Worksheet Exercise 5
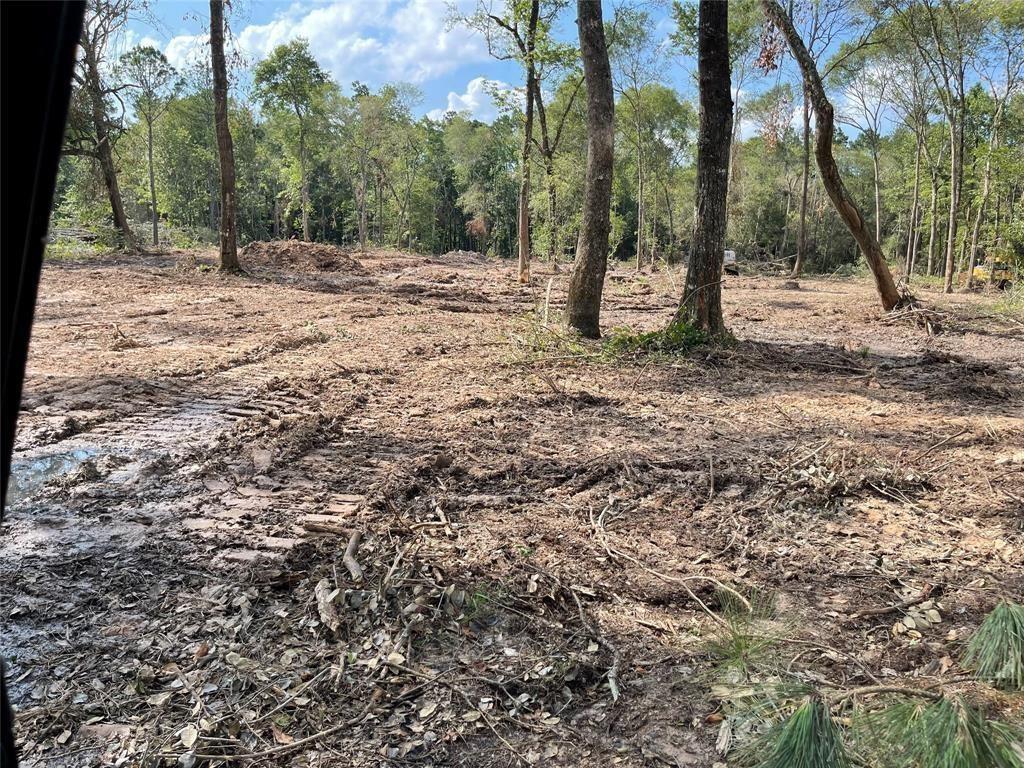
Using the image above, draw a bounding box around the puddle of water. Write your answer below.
[7,447,100,505]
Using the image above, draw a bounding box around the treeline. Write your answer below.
[57,0,1023,289]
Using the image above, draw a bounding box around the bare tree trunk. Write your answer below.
[566,0,614,338]
[966,126,997,289]
[210,0,239,270]
[872,144,882,243]
[357,158,368,251]
[904,137,922,278]
[926,169,939,275]
[761,0,902,311]
[779,184,793,261]
[673,0,731,336]
[147,118,158,246]
[545,158,558,268]
[517,0,540,283]
[299,126,311,241]
[86,54,136,251]
[793,89,811,276]
[635,118,644,271]
[942,120,962,293]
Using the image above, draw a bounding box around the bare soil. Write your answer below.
[4,248,1022,767]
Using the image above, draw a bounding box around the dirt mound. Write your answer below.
[241,240,365,273]
[439,249,487,263]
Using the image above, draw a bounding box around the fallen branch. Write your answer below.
[343,530,364,582]
[843,586,934,622]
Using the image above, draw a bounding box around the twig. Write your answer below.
[343,530,364,582]
[913,429,969,460]
[828,684,941,703]
[569,588,621,702]
[843,586,934,622]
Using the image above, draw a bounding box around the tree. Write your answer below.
[760,0,903,311]
[891,0,989,292]
[210,0,240,270]
[119,46,179,246]
[254,40,328,242]
[672,0,732,336]
[609,7,663,270]
[65,0,138,250]
[565,0,614,338]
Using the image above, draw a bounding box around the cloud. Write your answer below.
[220,0,488,86]
[427,77,516,122]
[163,33,209,72]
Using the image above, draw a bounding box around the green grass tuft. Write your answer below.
[963,600,1024,691]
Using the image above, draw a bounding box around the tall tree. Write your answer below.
[118,46,179,246]
[761,0,902,311]
[609,7,662,270]
[65,0,138,250]
[892,0,988,292]
[565,0,614,338]
[210,0,240,270]
[672,0,732,336]
[254,40,328,242]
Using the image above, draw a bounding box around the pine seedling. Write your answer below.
[749,695,850,768]
[853,696,1024,768]
[963,600,1024,691]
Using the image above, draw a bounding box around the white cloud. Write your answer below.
[217,0,488,86]
[427,77,515,122]
[164,33,209,72]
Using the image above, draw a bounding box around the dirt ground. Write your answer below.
[3,246,1022,767]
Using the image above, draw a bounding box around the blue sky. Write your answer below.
[125,0,690,122]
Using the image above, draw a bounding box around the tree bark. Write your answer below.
[517,0,539,283]
[673,0,732,336]
[566,0,614,338]
[210,0,240,271]
[761,0,902,312]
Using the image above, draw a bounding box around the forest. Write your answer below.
[3,0,1023,767]
[54,0,1024,291]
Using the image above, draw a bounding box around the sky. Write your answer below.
[124,0,688,123]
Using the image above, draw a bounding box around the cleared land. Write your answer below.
[4,247,1022,766]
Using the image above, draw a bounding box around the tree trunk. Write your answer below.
[86,54,136,251]
[357,158,368,251]
[904,137,922,278]
[210,0,239,271]
[147,118,158,246]
[673,0,732,336]
[966,123,998,289]
[517,1,540,283]
[566,0,614,338]
[872,144,882,243]
[942,119,962,293]
[761,0,902,312]
[793,88,811,276]
[635,118,644,271]
[545,159,558,268]
[299,124,311,241]
[926,168,939,275]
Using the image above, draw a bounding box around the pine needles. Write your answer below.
[853,697,1024,768]
[752,696,850,768]
[963,600,1024,691]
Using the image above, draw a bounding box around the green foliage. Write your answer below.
[853,697,1024,768]
[602,321,706,357]
[752,696,850,768]
[963,600,1024,691]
